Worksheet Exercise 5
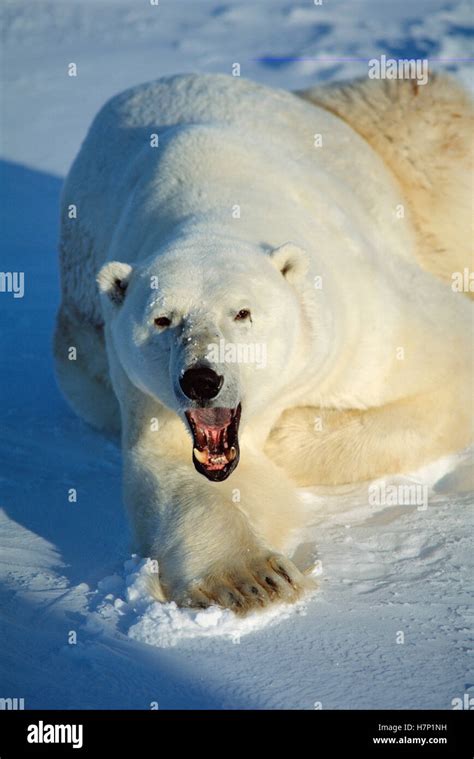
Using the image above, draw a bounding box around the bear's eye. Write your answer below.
[154,316,172,329]
[234,309,251,322]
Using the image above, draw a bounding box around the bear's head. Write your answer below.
[97,236,310,481]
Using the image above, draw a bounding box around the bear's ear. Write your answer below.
[269,242,309,285]
[97,262,133,306]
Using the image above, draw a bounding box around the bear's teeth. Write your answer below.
[194,447,236,466]
[193,448,208,464]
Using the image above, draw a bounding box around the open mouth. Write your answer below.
[185,404,242,482]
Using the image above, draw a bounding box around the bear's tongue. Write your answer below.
[188,408,235,469]
[185,406,241,477]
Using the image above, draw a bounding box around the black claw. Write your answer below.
[228,592,242,607]
[277,565,292,583]
[265,576,278,590]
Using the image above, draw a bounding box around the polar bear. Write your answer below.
[54,73,473,614]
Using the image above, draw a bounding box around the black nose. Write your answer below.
[179,366,223,401]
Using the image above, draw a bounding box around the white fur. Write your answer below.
[54,74,473,614]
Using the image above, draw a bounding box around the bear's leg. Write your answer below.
[116,375,313,613]
[53,305,120,435]
[265,379,472,486]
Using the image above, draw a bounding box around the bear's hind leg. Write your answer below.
[297,75,474,296]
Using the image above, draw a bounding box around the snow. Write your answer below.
[91,556,316,648]
[1,0,473,710]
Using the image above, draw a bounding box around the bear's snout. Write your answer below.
[180,365,224,402]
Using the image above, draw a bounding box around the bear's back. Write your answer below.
[59,74,416,323]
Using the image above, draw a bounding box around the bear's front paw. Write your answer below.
[176,554,314,616]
